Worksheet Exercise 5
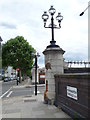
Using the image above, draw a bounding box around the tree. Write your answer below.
[2,36,35,82]
[0,43,2,69]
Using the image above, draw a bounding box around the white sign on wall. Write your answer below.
[67,86,78,100]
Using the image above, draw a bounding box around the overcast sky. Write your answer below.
[0,0,89,67]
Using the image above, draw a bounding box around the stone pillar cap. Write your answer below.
[43,47,65,55]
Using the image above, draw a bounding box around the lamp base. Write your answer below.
[47,40,60,48]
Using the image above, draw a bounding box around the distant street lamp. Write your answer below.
[16,59,19,85]
[79,4,90,16]
[42,6,63,48]
[34,51,40,95]
[0,36,3,76]
[0,36,3,48]
[0,36,3,43]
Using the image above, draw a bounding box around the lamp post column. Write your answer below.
[35,55,37,95]
[0,36,3,81]
[16,59,19,85]
[51,16,54,42]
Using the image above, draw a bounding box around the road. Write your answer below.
[0,80,17,99]
[2,80,17,94]
[0,80,45,99]
[8,86,45,98]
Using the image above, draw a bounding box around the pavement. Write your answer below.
[0,81,2,83]
[12,78,45,88]
[1,79,72,119]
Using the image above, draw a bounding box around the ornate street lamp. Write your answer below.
[34,51,40,95]
[16,59,19,85]
[42,6,63,48]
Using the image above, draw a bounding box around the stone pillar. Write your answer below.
[31,66,39,84]
[43,47,65,104]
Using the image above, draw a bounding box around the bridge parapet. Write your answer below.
[55,73,90,118]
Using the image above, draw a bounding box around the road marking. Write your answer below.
[34,91,40,94]
[6,91,13,98]
[0,87,12,99]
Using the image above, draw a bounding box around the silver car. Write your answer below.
[4,77,10,82]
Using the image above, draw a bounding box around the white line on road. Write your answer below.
[0,87,12,99]
[6,91,13,98]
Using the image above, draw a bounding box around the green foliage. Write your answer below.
[2,76,5,80]
[2,36,35,77]
[73,112,78,120]
[0,44,2,69]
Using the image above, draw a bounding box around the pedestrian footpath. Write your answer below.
[2,79,72,119]
[13,78,45,89]
[2,94,71,118]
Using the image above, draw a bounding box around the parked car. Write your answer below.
[4,77,10,82]
[10,77,14,81]
[8,77,11,81]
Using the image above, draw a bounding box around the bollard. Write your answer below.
[44,80,48,104]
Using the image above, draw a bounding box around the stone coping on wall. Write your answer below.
[54,73,90,79]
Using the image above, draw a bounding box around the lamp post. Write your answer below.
[16,59,19,85]
[79,4,90,16]
[0,36,3,77]
[0,36,3,49]
[34,51,40,95]
[42,6,63,48]
[0,36,3,43]
[0,36,3,54]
